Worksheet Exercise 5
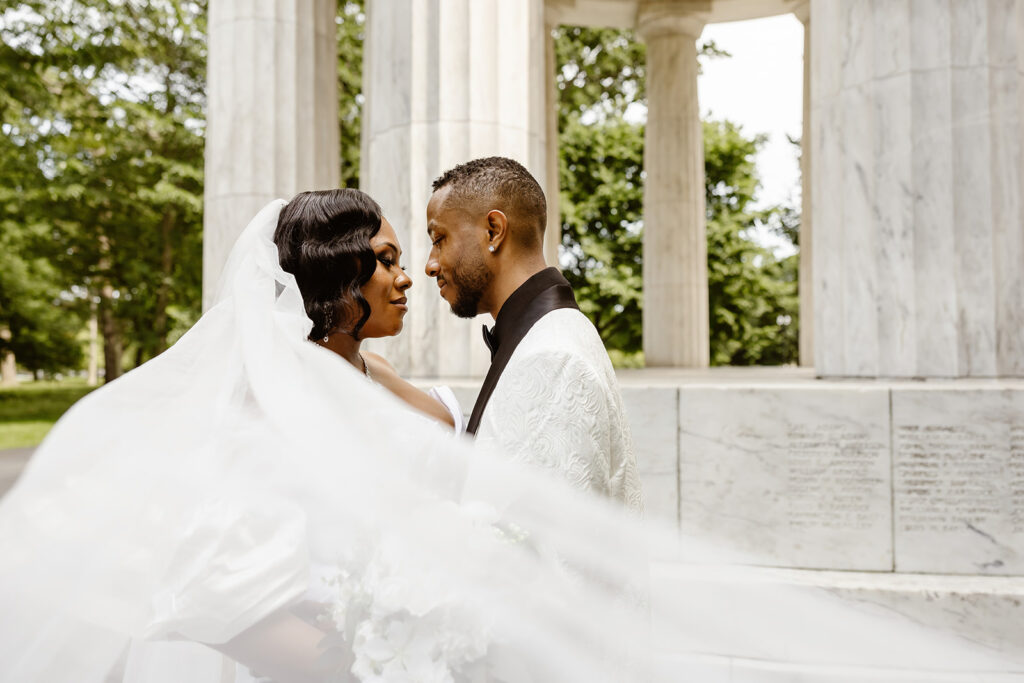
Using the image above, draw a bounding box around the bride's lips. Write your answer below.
[391,296,408,312]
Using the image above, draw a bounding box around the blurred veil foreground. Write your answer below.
[0,201,1019,682]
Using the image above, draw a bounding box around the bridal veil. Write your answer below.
[0,200,1018,682]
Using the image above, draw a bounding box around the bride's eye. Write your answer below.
[377,255,395,268]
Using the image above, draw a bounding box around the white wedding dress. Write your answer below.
[0,200,1018,682]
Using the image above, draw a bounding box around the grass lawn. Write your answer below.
[0,379,97,450]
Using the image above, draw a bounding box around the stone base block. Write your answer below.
[650,563,1024,681]
[427,370,1024,576]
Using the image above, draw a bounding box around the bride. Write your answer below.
[271,189,462,430]
[0,192,1016,682]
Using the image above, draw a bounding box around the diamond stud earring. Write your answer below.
[488,245,496,253]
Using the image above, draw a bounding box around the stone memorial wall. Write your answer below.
[442,377,1024,579]
[677,386,892,570]
[667,381,1024,576]
[893,389,1024,575]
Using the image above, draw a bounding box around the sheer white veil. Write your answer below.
[0,200,1019,682]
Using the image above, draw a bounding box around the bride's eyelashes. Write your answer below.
[376,254,406,271]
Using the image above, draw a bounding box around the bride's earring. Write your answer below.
[322,309,333,343]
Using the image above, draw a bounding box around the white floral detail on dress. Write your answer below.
[320,503,510,682]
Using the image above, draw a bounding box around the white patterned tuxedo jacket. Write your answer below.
[469,269,642,510]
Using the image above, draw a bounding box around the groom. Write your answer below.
[425,156,641,508]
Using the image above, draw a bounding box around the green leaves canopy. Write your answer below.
[554,26,800,365]
[1,0,206,378]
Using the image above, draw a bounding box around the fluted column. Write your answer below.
[361,0,548,378]
[543,14,561,267]
[812,0,1024,377]
[795,2,813,367]
[638,1,709,367]
[203,0,340,309]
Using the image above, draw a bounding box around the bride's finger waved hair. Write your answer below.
[273,188,382,341]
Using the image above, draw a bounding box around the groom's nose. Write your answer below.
[425,251,440,278]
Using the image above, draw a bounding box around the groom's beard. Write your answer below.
[447,251,492,319]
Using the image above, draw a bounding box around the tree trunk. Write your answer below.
[0,325,17,388]
[97,234,122,383]
[153,207,176,355]
[99,283,122,383]
[86,302,99,386]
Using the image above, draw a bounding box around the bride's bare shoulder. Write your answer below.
[362,351,397,375]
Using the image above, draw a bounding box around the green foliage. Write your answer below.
[0,378,95,448]
[554,26,800,365]
[559,115,644,353]
[0,222,84,375]
[1,0,206,378]
[703,119,799,365]
[554,26,647,130]
[555,27,646,354]
[337,0,365,188]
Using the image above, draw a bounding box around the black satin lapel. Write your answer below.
[466,283,578,435]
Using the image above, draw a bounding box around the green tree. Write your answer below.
[338,0,365,188]
[0,222,83,379]
[703,120,799,365]
[554,26,799,365]
[1,0,206,380]
[559,115,644,353]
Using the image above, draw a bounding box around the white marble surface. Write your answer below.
[620,386,678,525]
[361,0,548,378]
[651,562,1024,679]
[202,0,339,310]
[652,562,1024,678]
[637,4,709,368]
[678,385,892,570]
[809,0,842,375]
[990,2,1024,377]
[418,371,1024,578]
[893,387,1024,575]
[809,0,1024,378]
[797,6,813,368]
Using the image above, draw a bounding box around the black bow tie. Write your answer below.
[482,324,498,359]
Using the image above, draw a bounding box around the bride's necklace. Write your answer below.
[314,336,372,380]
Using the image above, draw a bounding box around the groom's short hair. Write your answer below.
[432,156,546,249]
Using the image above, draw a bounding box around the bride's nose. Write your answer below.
[396,269,412,291]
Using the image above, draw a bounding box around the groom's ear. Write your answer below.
[485,210,508,252]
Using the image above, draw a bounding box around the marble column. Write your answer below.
[638,1,710,368]
[795,2,813,368]
[543,15,561,267]
[361,0,548,378]
[811,0,1024,378]
[202,0,340,310]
